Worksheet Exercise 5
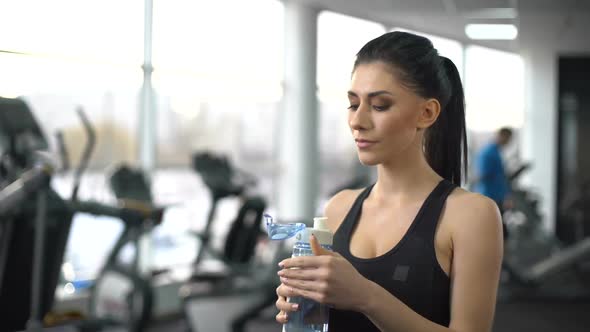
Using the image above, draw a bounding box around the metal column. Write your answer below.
[277,2,320,224]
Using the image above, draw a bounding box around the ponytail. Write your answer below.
[424,57,467,186]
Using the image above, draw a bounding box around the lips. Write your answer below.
[355,138,377,149]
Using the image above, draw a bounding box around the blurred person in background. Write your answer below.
[474,127,513,239]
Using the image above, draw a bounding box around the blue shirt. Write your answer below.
[474,143,509,204]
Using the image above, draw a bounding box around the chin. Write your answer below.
[357,152,381,166]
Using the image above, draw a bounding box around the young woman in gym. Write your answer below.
[275,31,503,331]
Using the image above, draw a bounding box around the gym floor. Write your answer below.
[146,300,590,332]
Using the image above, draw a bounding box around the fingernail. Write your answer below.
[291,304,299,310]
[277,270,284,276]
[278,261,284,267]
[280,277,288,282]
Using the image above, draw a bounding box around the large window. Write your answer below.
[0,0,144,169]
[464,45,524,133]
[139,2,286,278]
[148,1,285,269]
[152,0,284,168]
[1,0,285,289]
[0,0,143,65]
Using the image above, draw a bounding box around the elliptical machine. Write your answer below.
[59,109,165,332]
[0,96,66,332]
[85,165,165,332]
[0,97,165,331]
[188,152,262,270]
[500,163,590,301]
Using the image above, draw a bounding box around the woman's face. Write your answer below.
[347,61,427,166]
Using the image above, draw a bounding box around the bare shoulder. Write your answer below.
[444,187,503,239]
[323,188,365,233]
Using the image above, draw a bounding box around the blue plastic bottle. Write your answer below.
[265,215,333,332]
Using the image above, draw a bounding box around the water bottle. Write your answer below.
[265,215,333,332]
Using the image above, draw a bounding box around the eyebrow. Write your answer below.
[347,90,394,98]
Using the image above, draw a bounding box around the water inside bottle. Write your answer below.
[285,242,330,332]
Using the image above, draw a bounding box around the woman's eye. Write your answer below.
[347,105,359,111]
[373,105,390,111]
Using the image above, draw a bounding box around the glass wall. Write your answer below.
[147,0,285,271]
[152,0,284,168]
[0,0,143,170]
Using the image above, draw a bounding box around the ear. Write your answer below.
[416,98,441,130]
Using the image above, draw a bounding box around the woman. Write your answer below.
[275,31,503,331]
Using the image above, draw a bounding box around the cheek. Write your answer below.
[378,111,417,138]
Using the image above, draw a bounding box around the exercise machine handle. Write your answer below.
[70,200,165,227]
[0,163,53,216]
[54,130,70,172]
[71,107,96,202]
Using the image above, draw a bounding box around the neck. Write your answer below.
[372,140,442,202]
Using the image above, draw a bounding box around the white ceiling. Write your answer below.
[291,0,590,51]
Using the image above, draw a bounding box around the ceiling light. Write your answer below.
[465,24,518,40]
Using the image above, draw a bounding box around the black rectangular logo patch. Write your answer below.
[393,265,410,282]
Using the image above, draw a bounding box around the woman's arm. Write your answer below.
[359,194,503,332]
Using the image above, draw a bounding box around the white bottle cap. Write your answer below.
[309,216,333,246]
[313,217,329,230]
[294,217,333,246]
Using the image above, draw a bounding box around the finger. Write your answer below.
[290,287,326,304]
[276,296,300,312]
[276,310,288,324]
[292,288,329,304]
[310,234,331,256]
[278,267,320,280]
[280,256,323,269]
[281,277,319,292]
[276,283,296,298]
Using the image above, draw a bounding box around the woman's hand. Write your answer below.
[275,234,370,320]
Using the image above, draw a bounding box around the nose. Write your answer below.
[349,103,372,131]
